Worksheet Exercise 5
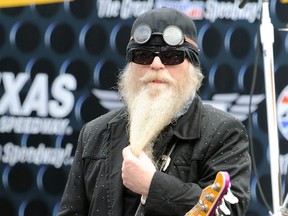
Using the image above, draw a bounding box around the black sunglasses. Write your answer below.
[130,49,186,65]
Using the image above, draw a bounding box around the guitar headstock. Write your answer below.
[185,171,231,216]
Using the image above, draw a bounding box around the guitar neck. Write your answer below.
[185,171,230,216]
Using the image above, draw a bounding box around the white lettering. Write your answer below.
[205,0,262,23]
[22,74,48,116]
[49,74,76,118]
[120,0,154,19]
[96,0,261,21]
[0,72,29,115]
[1,143,74,168]
[97,0,121,18]
[0,72,76,118]
[0,116,71,135]
[97,0,153,19]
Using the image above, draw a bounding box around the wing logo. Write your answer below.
[92,89,265,122]
[203,93,265,121]
[277,86,288,141]
[92,89,124,111]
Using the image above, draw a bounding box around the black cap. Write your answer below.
[126,7,200,65]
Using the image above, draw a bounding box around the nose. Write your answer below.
[150,56,165,70]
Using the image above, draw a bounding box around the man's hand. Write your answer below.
[122,146,156,197]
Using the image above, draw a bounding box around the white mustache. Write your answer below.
[139,71,176,84]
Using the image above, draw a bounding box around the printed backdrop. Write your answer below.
[0,0,288,215]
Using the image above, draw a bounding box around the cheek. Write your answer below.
[169,66,189,82]
[131,64,147,80]
[168,60,190,81]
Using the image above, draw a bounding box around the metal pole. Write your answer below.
[259,0,282,213]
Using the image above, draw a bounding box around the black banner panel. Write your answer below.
[0,0,288,215]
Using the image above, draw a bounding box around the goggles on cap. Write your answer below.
[129,48,186,65]
[131,24,198,48]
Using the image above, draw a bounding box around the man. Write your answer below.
[58,7,251,216]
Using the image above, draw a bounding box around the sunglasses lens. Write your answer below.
[133,25,152,44]
[131,49,185,65]
[160,50,185,65]
[131,50,154,65]
[163,26,183,46]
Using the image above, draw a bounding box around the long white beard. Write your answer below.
[118,64,202,159]
[129,84,181,158]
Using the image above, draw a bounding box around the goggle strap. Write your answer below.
[184,36,198,49]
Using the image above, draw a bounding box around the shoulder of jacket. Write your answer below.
[78,108,127,154]
[80,108,126,137]
[201,104,243,127]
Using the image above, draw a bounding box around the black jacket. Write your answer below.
[58,95,251,216]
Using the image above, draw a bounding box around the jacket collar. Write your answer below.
[171,94,202,140]
[107,94,203,140]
